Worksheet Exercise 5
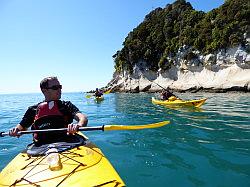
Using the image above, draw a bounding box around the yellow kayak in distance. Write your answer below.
[152,97,207,108]
[95,96,104,102]
[0,133,125,187]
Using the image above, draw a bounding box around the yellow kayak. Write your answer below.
[152,97,207,108]
[0,134,125,187]
[95,96,104,102]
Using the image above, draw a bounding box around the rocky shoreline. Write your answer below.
[106,46,250,93]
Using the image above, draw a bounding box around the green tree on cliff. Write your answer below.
[113,0,249,73]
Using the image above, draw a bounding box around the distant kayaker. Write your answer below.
[94,88,103,97]
[160,89,178,101]
[8,76,88,145]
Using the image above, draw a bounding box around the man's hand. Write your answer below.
[9,127,21,137]
[67,124,80,135]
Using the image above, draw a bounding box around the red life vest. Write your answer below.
[35,101,62,120]
[32,101,67,143]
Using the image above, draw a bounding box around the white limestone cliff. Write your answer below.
[108,45,250,92]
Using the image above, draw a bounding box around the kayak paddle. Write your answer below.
[104,89,112,94]
[85,94,93,98]
[0,120,170,137]
[153,82,168,91]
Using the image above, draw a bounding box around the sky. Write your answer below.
[0,0,225,94]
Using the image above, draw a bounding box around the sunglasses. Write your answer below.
[45,85,62,90]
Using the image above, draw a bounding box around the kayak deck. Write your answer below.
[152,97,207,108]
[0,134,125,187]
[95,96,104,102]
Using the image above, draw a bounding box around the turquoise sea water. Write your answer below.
[0,92,249,187]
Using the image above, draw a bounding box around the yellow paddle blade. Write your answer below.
[104,89,111,94]
[86,95,92,98]
[104,120,170,131]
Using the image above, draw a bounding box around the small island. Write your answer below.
[107,0,250,93]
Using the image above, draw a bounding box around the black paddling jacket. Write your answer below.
[19,100,80,144]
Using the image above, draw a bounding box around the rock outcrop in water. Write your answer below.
[108,45,250,92]
[106,0,250,92]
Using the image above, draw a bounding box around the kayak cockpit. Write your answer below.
[25,134,87,156]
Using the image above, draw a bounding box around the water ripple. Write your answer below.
[0,92,249,187]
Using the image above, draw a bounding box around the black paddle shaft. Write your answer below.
[0,125,105,137]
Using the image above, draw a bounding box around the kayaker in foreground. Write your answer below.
[160,89,179,101]
[9,76,88,145]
